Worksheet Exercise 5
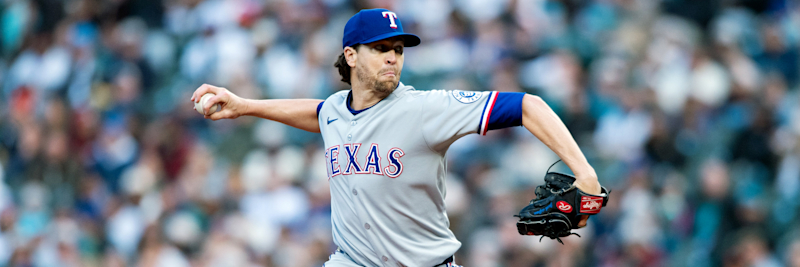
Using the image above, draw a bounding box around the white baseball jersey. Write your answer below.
[317,82,524,266]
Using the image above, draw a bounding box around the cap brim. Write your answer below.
[359,32,421,47]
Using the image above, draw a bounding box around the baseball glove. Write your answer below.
[515,161,610,244]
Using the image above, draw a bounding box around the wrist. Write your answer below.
[239,98,252,117]
[573,168,601,195]
[573,167,598,182]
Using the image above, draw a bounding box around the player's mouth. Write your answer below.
[382,71,395,77]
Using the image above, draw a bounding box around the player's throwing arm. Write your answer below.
[190,84,323,133]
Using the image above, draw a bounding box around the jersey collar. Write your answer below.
[346,82,408,115]
[346,92,371,115]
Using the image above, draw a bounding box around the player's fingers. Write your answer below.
[203,94,226,115]
[206,111,221,120]
[207,108,234,121]
[192,84,222,103]
[191,84,211,102]
[577,215,589,228]
[191,84,209,102]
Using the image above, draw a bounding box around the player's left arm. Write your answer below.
[422,90,600,195]
[521,94,601,195]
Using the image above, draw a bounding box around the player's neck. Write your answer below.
[349,89,382,110]
[350,84,389,110]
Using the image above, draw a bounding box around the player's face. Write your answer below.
[355,38,404,95]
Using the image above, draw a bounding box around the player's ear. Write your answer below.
[344,46,357,68]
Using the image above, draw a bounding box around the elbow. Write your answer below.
[523,94,548,112]
[521,94,556,127]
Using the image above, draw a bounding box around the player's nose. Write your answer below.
[384,51,397,65]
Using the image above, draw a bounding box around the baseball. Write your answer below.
[195,93,220,115]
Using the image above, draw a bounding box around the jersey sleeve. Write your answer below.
[421,91,525,149]
[316,101,324,118]
[483,92,525,134]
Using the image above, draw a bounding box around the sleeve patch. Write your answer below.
[451,90,484,104]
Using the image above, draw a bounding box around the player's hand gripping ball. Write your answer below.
[194,93,220,115]
[515,164,610,244]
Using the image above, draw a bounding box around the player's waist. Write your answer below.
[434,255,458,267]
[336,247,457,267]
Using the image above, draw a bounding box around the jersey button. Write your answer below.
[351,121,356,126]
[382,256,388,262]
[347,134,352,141]
[364,223,370,230]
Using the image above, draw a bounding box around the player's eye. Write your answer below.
[373,45,387,52]
[371,44,403,55]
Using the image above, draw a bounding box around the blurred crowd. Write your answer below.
[1,0,800,266]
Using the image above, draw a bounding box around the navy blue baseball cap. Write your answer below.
[342,9,421,48]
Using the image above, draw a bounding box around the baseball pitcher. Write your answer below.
[191,8,608,267]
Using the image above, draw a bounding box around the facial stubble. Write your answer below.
[356,63,399,99]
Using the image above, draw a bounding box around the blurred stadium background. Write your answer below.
[1,0,800,266]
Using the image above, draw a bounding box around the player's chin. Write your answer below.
[378,75,397,82]
[377,81,396,90]
[376,76,397,85]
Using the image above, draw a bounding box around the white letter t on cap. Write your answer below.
[382,11,398,29]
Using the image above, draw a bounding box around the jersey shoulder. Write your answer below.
[321,90,350,108]
[409,89,488,104]
[402,88,448,99]
[326,90,350,102]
